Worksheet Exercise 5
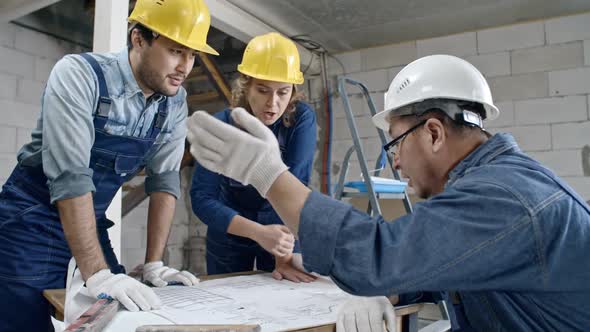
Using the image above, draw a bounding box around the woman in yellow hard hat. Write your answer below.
[190,32,317,282]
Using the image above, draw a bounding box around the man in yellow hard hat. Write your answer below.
[0,0,217,330]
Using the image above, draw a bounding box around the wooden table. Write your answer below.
[44,271,424,331]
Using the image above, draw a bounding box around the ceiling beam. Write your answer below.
[204,0,320,75]
[0,0,62,23]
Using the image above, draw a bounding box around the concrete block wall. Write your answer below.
[0,22,86,185]
[327,12,590,201]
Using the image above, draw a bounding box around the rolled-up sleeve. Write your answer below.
[144,101,187,198]
[42,55,97,203]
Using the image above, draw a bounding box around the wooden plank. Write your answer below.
[196,53,232,104]
[44,289,66,321]
[122,184,148,218]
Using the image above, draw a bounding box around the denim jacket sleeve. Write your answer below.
[298,178,543,296]
[144,100,187,198]
[41,55,97,203]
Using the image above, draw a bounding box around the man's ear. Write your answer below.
[130,29,144,49]
[425,118,446,153]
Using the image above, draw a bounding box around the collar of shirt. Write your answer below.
[447,133,521,186]
[116,48,165,103]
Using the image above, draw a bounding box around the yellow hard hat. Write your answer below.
[128,0,219,55]
[238,32,304,84]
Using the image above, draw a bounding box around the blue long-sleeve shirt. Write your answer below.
[16,49,187,203]
[298,133,590,331]
[190,103,317,236]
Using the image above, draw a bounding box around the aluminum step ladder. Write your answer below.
[333,77,412,216]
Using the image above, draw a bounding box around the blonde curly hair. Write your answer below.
[230,74,305,128]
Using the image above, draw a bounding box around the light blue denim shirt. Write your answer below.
[299,133,590,331]
[17,49,187,203]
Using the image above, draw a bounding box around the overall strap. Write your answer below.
[147,99,169,139]
[79,53,111,129]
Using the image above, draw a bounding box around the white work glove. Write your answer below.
[337,296,397,332]
[86,269,162,312]
[143,261,200,287]
[186,107,288,197]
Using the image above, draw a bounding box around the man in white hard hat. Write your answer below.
[186,54,590,331]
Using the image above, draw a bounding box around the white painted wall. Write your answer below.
[0,22,87,184]
[327,12,590,200]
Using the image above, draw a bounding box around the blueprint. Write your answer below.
[149,273,355,332]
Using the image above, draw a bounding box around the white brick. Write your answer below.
[561,176,590,201]
[331,158,378,184]
[16,79,45,105]
[488,72,548,102]
[0,126,16,153]
[333,114,379,140]
[549,67,590,96]
[369,92,385,115]
[332,137,384,164]
[0,73,17,100]
[14,26,71,59]
[417,32,477,58]
[511,42,583,74]
[121,228,144,250]
[0,153,17,180]
[16,128,33,150]
[0,47,35,78]
[121,248,145,270]
[486,101,514,128]
[528,150,583,176]
[35,56,57,83]
[465,52,510,77]
[333,93,367,119]
[0,22,15,48]
[514,96,587,125]
[329,51,361,75]
[545,12,590,44]
[387,66,404,82]
[167,224,189,246]
[361,41,416,71]
[478,22,545,53]
[0,100,39,128]
[496,125,551,151]
[585,40,590,66]
[552,121,590,149]
[343,69,389,92]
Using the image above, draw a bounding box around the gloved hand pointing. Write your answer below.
[86,269,161,312]
[143,261,200,287]
[186,107,288,197]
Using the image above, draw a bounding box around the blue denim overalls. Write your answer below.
[0,53,168,332]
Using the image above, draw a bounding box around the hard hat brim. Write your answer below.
[238,66,304,85]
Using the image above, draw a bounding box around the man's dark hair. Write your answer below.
[127,24,156,50]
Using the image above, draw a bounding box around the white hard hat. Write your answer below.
[372,54,499,132]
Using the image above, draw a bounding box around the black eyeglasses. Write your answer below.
[383,120,427,157]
